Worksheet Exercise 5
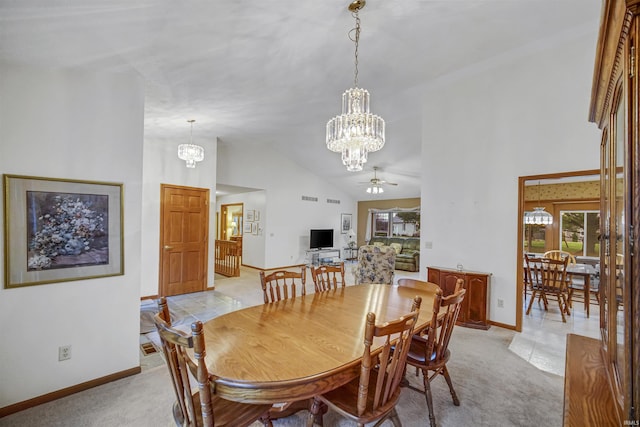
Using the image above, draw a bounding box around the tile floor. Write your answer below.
[140,264,602,377]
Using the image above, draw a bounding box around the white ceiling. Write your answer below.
[0,0,601,200]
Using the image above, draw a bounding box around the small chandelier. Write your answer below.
[523,181,553,225]
[366,184,384,194]
[178,119,204,168]
[326,0,385,172]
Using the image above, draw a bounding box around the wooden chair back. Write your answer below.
[527,256,571,321]
[533,257,569,293]
[543,250,577,266]
[357,296,422,417]
[154,297,214,427]
[154,298,271,427]
[310,263,345,292]
[260,267,306,303]
[524,254,542,287]
[415,287,466,369]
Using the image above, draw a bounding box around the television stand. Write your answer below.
[305,248,341,266]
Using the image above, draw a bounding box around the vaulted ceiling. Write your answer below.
[0,0,601,200]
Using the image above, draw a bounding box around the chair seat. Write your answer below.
[316,368,402,425]
[407,346,451,367]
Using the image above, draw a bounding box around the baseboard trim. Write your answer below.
[0,366,141,418]
[488,320,517,331]
[141,294,158,301]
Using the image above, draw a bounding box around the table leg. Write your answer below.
[584,274,590,318]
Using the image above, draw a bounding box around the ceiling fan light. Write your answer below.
[366,185,383,194]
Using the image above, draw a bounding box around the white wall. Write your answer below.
[419,29,601,327]
[217,143,357,269]
[139,134,217,298]
[0,63,144,407]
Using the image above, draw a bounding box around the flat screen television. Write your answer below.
[310,229,334,249]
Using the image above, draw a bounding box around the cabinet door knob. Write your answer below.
[164,245,174,250]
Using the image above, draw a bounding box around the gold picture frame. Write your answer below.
[3,174,124,288]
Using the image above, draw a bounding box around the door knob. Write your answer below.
[164,245,174,250]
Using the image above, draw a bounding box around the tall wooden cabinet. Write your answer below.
[578,0,639,424]
[427,266,490,330]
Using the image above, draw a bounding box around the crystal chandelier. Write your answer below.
[366,184,384,194]
[523,181,553,225]
[178,119,204,168]
[326,0,385,172]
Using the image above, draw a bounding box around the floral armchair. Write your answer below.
[354,245,396,285]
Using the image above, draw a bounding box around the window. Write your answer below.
[373,212,389,236]
[372,210,420,237]
[559,210,600,257]
[524,224,547,254]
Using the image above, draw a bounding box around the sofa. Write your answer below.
[368,236,420,272]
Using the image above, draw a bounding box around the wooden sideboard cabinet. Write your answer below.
[427,266,490,330]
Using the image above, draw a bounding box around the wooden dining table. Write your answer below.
[194,283,438,405]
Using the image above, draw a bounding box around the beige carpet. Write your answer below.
[0,325,563,427]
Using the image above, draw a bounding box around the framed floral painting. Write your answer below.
[3,174,124,288]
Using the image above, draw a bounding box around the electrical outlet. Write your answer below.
[59,345,72,361]
[497,299,504,308]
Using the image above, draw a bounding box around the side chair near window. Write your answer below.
[260,267,306,303]
[310,262,346,292]
[543,249,577,265]
[307,296,423,427]
[543,249,577,296]
[153,297,272,427]
[404,284,466,427]
[354,244,396,285]
[525,257,571,322]
[541,250,600,315]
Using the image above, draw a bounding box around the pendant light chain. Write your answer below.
[352,10,360,88]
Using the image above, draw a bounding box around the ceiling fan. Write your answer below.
[359,167,398,194]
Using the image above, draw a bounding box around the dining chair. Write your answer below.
[354,244,396,285]
[260,267,306,303]
[404,285,466,427]
[153,297,272,427]
[543,249,577,266]
[523,254,543,305]
[526,257,571,322]
[310,262,345,292]
[543,249,577,288]
[307,296,423,427]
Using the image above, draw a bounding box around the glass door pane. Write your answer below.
[613,90,625,384]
